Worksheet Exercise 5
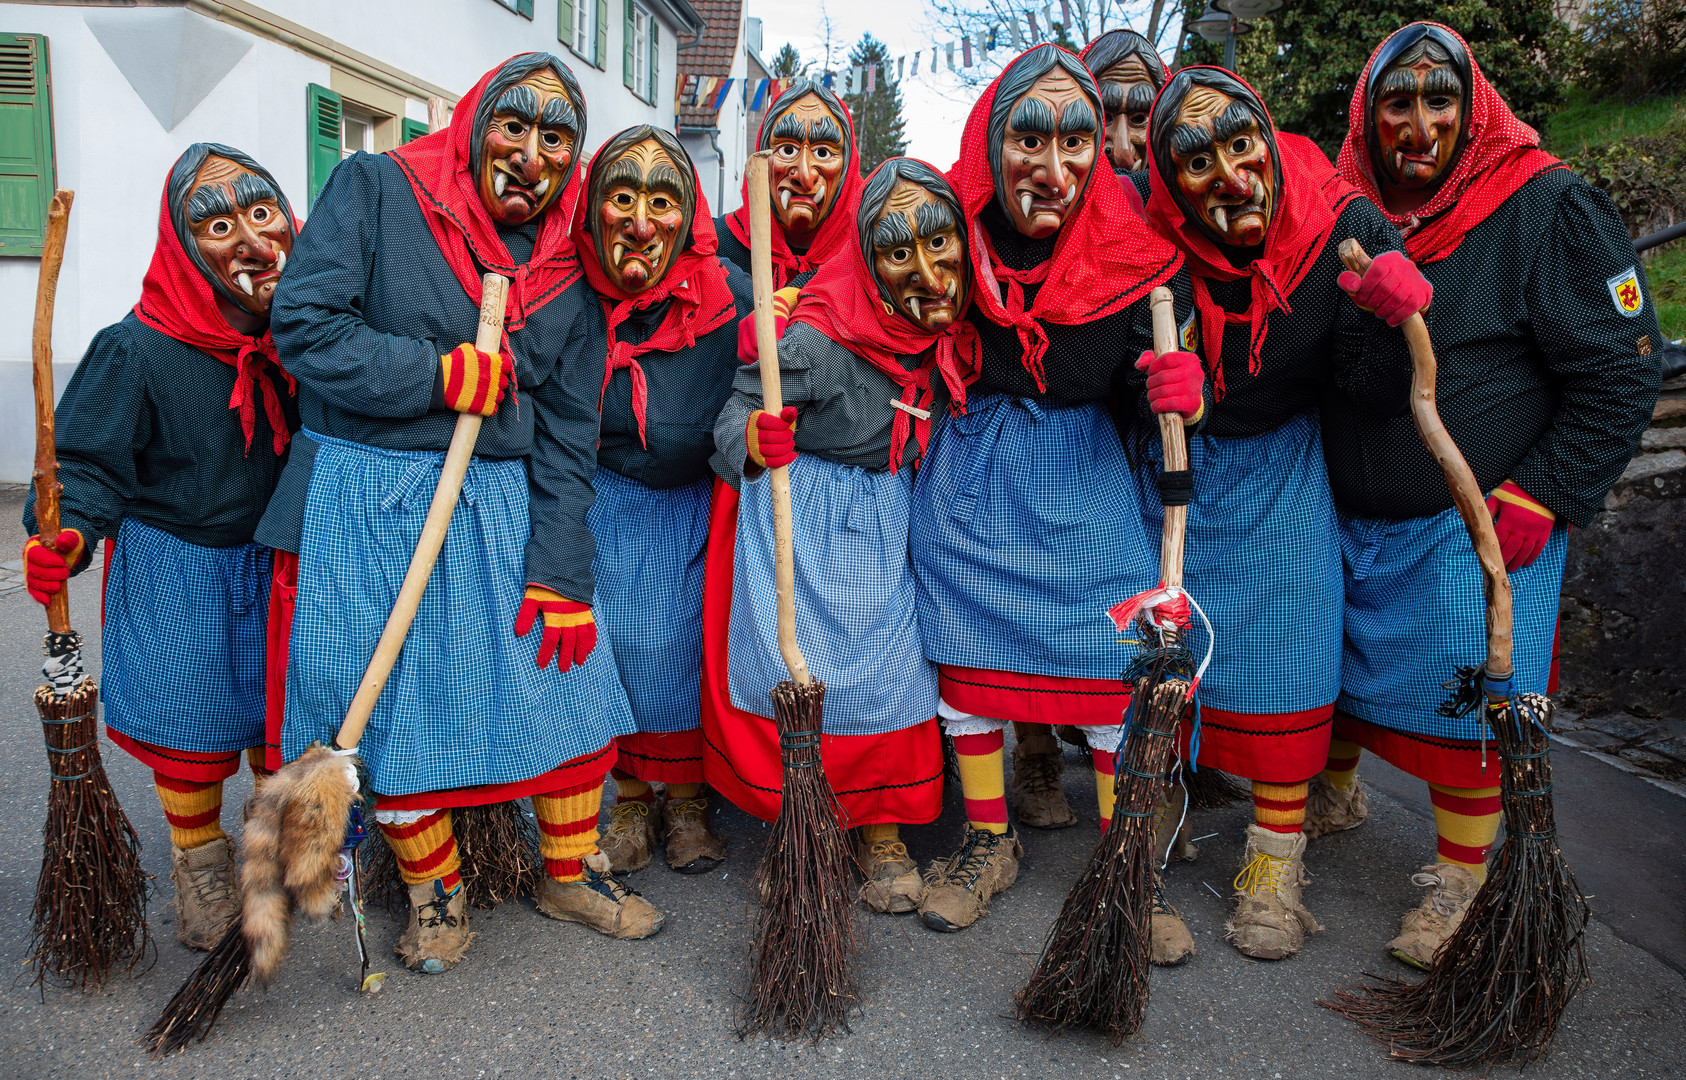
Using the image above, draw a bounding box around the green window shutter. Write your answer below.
[557,0,575,46]
[0,33,55,257]
[623,0,635,89]
[306,83,342,210]
[518,0,535,17]
[400,118,428,143]
[594,0,608,67]
[649,19,659,102]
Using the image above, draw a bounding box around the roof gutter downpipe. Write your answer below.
[708,128,726,210]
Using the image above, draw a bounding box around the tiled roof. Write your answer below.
[676,0,742,128]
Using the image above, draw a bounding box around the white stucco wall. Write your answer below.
[0,0,686,483]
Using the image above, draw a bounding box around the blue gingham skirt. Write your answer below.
[730,454,938,736]
[282,432,635,797]
[587,467,711,734]
[102,517,270,753]
[1338,507,1568,742]
[910,395,1159,678]
[1134,412,1342,715]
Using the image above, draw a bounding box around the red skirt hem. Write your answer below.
[1334,713,1506,789]
[1177,704,1334,784]
[374,743,618,811]
[697,479,944,827]
[937,665,1132,726]
[614,729,705,784]
[105,728,254,783]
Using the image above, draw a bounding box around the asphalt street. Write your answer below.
[0,492,1681,1079]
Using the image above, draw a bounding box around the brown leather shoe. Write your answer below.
[395,878,476,974]
[1011,730,1078,829]
[535,851,665,939]
[858,834,923,914]
[1388,862,1481,970]
[662,795,726,874]
[1304,773,1369,840]
[918,827,1023,932]
[599,799,658,873]
[171,837,239,951]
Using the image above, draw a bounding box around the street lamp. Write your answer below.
[1189,2,1253,72]
[1213,0,1283,69]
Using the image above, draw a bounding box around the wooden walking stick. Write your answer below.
[1018,286,1209,1042]
[1324,240,1589,1067]
[145,273,510,1054]
[26,190,151,991]
[737,149,858,1042]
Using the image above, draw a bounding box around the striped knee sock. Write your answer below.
[1091,748,1118,830]
[953,730,1008,835]
[1428,783,1501,883]
[1322,736,1361,790]
[380,809,462,892]
[666,782,703,800]
[1252,780,1309,834]
[154,773,227,849]
[246,746,273,783]
[611,767,653,805]
[534,779,605,883]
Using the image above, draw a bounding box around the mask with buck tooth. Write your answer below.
[166,142,295,319]
[1365,24,1470,192]
[588,125,696,295]
[1152,68,1281,249]
[472,53,585,226]
[758,81,851,236]
[987,45,1102,239]
[857,158,970,334]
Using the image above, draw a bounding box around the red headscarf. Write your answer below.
[948,46,1182,394]
[570,142,738,448]
[788,160,982,473]
[1145,67,1358,400]
[722,88,865,290]
[1336,23,1561,265]
[132,150,297,457]
[388,53,584,335]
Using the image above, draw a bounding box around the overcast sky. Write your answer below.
[745,0,1183,170]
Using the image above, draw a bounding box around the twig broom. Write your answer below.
[1322,240,1590,1068]
[144,272,510,1053]
[736,150,858,1042]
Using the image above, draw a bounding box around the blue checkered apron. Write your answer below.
[909,395,1159,678]
[587,467,711,733]
[1338,508,1567,742]
[729,454,937,736]
[102,517,270,753]
[1135,412,1342,715]
[282,432,635,797]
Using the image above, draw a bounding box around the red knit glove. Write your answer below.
[1135,349,1205,422]
[1485,480,1555,571]
[746,406,798,470]
[23,528,85,606]
[1337,249,1433,327]
[440,343,512,416]
[735,288,799,364]
[514,585,597,671]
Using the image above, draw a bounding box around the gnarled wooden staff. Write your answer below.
[737,149,858,1042]
[27,190,151,992]
[146,272,511,1054]
[1323,239,1589,1068]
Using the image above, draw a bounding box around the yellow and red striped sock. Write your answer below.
[1091,747,1119,830]
[1322,736,1362,791]
[246,746,273,784]
[666,782,703,799]
[154,773,227,849]
[611,767,653,805]
[1428,783,1501,883]
[380,809,462,892]
[1252,780,1309,834]
[953,730,1008,835]
[534,778,605,883]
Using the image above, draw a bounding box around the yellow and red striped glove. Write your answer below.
[736,287,801,364]
[440,343,512,416]
[513,584,596,671]
[1485,480,1555,571]
[23,528,85,606]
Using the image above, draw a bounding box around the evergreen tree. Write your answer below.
[771,43,807,79]
[843,34,909,175]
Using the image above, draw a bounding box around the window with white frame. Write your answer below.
[571,0,592,56]
[631,5,649,95]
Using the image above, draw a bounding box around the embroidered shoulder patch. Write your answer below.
[1179,308,1199,352]
[1607,267,1644,317]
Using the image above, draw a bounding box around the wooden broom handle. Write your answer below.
[334,272,510,749]
[746,150,811,687]
[31,190,74,636]
[1338,240,1512,681]
[1149,287,1186,590]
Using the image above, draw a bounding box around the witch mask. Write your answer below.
[176,150,293,319]
[590,128,694,294]
[767,92,848,238]
[475,64,580,225]
[1099,57,1158,172]
[990,51,1101,239]
[862,165,969,333]
[1164,83,1276,247]
[1370,34,1465,192]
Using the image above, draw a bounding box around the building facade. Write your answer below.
[0,0,702,482]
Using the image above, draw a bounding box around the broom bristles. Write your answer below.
[361,800,542,912]
[29,679,151,990]
[739,678,859,1041]
[141,918,252,1055]
[1183,766,1246,810]
[1017,673,1191,1042]
[1323,692,1590,1067]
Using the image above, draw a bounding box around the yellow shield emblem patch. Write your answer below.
[1179,309,1199,351]
[1607,267,1644,317]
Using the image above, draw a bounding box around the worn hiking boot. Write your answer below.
[1150,872,1196,966]
[1387,862,1481,970]
[395,878,475,974]
[1304,774,1369,840]
[171,837,240,950]
[600,799,659,873]
[919,827,1023,932]
[1154,779,1198,864]
[663,796,726,874]
[858,834,923,914]
[1226,825,1321,960]
[1011,731,1077,830]
[535,851,665,939]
